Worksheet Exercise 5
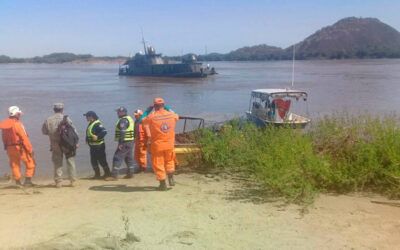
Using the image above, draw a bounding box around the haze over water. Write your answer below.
[1,59,400,177]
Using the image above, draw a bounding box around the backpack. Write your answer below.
[58,115,79,158]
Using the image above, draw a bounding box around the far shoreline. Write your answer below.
[1,57,400,65]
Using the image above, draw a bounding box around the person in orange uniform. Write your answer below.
[133,109,148,172]
[143,98,179,190]
[0,106,35,187]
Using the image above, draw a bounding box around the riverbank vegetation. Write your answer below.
[0,53,127,64]
[196,114,400,203]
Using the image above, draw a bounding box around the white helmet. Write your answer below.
[8,106,22,117]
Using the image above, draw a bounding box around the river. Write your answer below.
[1,59,400,177]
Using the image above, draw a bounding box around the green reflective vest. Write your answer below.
[86,120,105,146]
[115,116,134,142]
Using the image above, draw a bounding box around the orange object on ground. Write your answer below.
[0,117,35,181]
[143,108,178,180]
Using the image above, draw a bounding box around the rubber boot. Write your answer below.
[102,166,111,178]
[104,176,118,181]
[123,173,133,179]
[15,179,23,187]
[134,167,144,174]
[168,174,175,186]
[102,172,111,179]
[157,180,167,191]
[24,177,34,187]
[92,167,101,179]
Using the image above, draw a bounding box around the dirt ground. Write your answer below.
[0,172,399,250]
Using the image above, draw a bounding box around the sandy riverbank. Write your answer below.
[0,171,399,249]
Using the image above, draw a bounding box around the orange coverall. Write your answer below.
[134,121,148,169]
[0,118,35,181]
[143,108,178,181]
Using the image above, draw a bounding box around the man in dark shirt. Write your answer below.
[84,111,111,179]
[105,107,135,181]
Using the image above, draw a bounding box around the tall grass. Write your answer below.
[197,115,400,203]
[310,114,400,197]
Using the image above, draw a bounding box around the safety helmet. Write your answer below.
[8,106,22,117]
[115,106,127,113]
[134,109,143,116]
[153,97,165,105]
[83,111,98,119]
[133,109,143,118]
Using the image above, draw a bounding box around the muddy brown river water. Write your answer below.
[1,59,400,177]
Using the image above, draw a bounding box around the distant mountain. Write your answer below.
[181,45,287,62]
[198,17,400,61]
[224,44,284,60]
[293,17,400,59]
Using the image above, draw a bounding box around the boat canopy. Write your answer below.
[251,88,308,99]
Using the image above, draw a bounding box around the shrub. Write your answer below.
[198,121,327,203]
[197,115,400,203]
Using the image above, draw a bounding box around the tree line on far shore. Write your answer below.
[0,53,126,64]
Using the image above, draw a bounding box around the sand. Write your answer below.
[0,172,399,250]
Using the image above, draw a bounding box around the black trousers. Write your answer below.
[90,144,111,177]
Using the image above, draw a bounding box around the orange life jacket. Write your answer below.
[1,118,21,147]
[143,108,179,152]
[0,118,33,152]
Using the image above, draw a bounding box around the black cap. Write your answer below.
[115,106,127,113]
[83,111,98,119]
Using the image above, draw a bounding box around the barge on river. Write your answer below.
[119,43,216,78]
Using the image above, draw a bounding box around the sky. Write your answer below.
[1,0,400,57]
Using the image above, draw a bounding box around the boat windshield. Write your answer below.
[249,90,309,123]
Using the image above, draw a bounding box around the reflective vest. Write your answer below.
[86,120,105,146]
[115,116,134,142]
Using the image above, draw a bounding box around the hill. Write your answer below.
[217,44,284,61]
[198,17,400,61]
[294,17,400,59]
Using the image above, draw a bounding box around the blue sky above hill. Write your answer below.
[1,0,399,57]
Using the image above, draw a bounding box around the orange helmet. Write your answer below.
[153,97,165,105]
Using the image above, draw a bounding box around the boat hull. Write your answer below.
[246,112,310,129]
[119,62,208,78]
[119,71,207,78]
